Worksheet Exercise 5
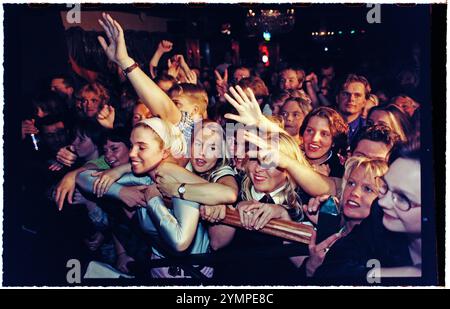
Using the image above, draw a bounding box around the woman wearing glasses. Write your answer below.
[375,138,421,277]
[313,137,422,280]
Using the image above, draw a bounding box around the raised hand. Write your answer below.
[21,119,38,140]
[244,130,286,169]
[224,86,264,126]
[185,69,198,85]
[214,69,228,98]
[97,12,132,68]
[302,195,333,225]
[158,40,173,54]
[167,58,180,79]
[305,229,342,277]
[97,105,115,129]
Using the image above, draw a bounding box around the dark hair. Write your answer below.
[300,107,349,156]
[350,124,401,154]
[100,127,132,149]
[73,120,106,153]
[155,73,177,84]
[52,74,75,88]
[279,66,306,84]
[388,134,420,165]
[32,91,67,117]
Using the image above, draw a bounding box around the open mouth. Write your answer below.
[253,174,267,183]
[194,158,207,167]
[345,199,360,209]
[308,143,321,152]
[106,159,117,166]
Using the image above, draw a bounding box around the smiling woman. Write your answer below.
[313,136,423,280]
[300,107,349,177]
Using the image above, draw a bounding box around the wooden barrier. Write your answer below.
[222,208,313,244]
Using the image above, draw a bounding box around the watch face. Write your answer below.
[178,186,186,194]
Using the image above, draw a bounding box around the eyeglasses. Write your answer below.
[377,176,420,212]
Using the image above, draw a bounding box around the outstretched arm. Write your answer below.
[244,131,337,197]
[97,13,181,124]
[224,86,287,134]
[149,39,173,79]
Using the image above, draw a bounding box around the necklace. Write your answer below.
[309,150,333,166]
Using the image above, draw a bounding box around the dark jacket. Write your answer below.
[314,200,412,283]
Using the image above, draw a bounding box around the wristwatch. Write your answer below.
[177,183,186,200]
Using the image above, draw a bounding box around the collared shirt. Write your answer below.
[348,115,366,144]
[250,183,287,205]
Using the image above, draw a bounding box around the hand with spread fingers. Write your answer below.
[214,69,228,98]
[97,12,133,69]
[91,168,124,198]
[223,86,264,127]
[305,229,342,277]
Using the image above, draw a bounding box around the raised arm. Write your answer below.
[149,39,173,79]
[224,86,287,134]
[244,131,337,197]
[97,13,181,124]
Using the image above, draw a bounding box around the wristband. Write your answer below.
[123,62,139,75]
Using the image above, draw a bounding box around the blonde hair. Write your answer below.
[241,132,311,216]
[192,120,232,179]
[169,83,208,119]
[281,96,313,118]
[134,117,187,158]
[340,156,388,201]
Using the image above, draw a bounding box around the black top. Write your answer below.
[213,188,308,284]
[313,200,412,284]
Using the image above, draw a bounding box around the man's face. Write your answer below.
[352,139,390,161]
[338,82,366,118]
[320,67,335,82]
[279,69,301,91]
[51,78,73,99]
[41,121,69,153]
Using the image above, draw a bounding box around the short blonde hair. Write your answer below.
[169,83,208,118]
[340,156,388,201]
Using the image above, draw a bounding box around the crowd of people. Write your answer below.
[20,12,424,285]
